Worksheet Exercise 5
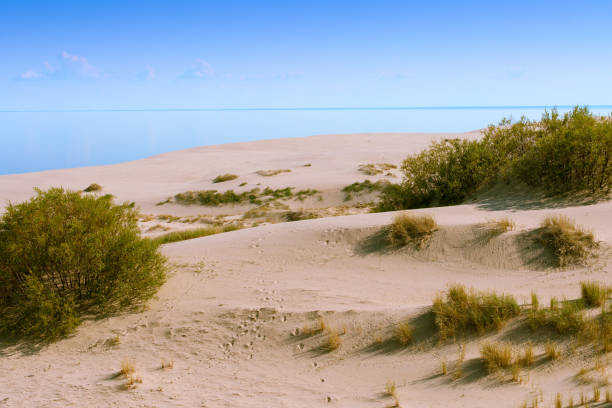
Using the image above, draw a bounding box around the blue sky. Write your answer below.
[2,0,612,110]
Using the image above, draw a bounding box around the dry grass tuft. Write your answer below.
[120,360,135,377]
[358,163,397,175]
[545,341,561,360]
[486,217,515,234]
[433,285,519,341]
[213,174,238,183]
[581,281,610,307]
[395,322,413,345]
[388,213,437,248]
[385,380,400,407]
[161,359,173,369]
[539,215,597,266]
[520,342,535,366]
[256,169,291,177]
[480,342,513,373]
[326,331,341,351]
[123,373,142,390]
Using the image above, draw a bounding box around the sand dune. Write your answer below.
[1,132,610,407]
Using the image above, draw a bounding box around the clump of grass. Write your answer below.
[342,180,389,201]
[388,213,437,249]
[84,183,103,192]
[520,342,535,366]
[213,173,238,183]
[238,181,248,187]
[433,285,520,341]
[538,215,597,266]
[454,344,466,379]
[385,380,399,407]
[256,169,291,177]
[486,217,515,234]
[160,359,173,369]
[593,387,601,402]
[152,224,240,245]
[545,341,561,360]
[395,322,413,345]
[284,210,318,222]
[105,335,121,347]
[581,281,610,307]
[528,297,585,334]
[123,373,142,390]
[480,342,514,373]
[555,393,562,408]
[172,186,316,206]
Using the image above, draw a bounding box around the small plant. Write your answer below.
[120,360,135,377]
[545,341,561,360]
[358,163,397,175]
[123,373,142,390]
[593,387,601,402]
[105,335,121,347]
[581,281,609,307]
[342,179,388,201]
[454,344,466,380]
[480,342,513,373]
[385,380,399,407]
[239,182,248,187]
[395,322,413,345]
[256,169,291,177]
[83,183,103,192]
[433,285,520,340]
[606,388,610,403]
[326,331,341,351]
[213,173,238,183]
[538,215,597,266]
[555,393,562,408]
[388,213,437,248]
[511,363,521,382]
[161,359,173,369]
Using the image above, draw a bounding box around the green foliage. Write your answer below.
[388,213,437,248]
[0,188,166,341]
[213,173,238,183]
[527,297,585,334]
[152,224,241,245]
[433,285,520,341]
[538,215,597,266]
[378,107,612,211]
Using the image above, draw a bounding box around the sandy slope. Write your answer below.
[0,132,611,408]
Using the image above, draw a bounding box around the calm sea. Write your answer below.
[2,106,612,175]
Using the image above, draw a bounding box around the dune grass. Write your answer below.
[486,217,515,234]
[395,322,413,345]
[538,215,597,266]
[388,213,437,248]
[358,163,397,175]
[480,342,514,373]
[152,224,240,245]
[213,173,238,183]
[172,186,318,206]
[581,281,610,307]
[433,285,520,341]
[342,179,388,201]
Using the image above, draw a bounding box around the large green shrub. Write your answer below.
[377,107,612,211]
[0,188,166,341]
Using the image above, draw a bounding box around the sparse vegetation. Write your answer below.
[161,359,173,369]
[0,188,166,341]
[480,342,513,372]
[387,213,437,248]
[213,173,238,183]
[256,169,291,177]
[326,331,341,350]
[358,163,397,175]
[433,285,520,340]
[538,215,597,266]
[528,297,585,334]
[486,217,515,234]
[342,179,388,201]
[377,107,612,211]
[152,224,241,245]
[544,341,561,360]
[84,183,103,192]
[172,186,318,206]
[385,380,399,407]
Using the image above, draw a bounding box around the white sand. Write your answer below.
[0,131,610,407]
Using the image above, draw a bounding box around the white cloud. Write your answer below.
[61,50,99,77]
[179,59,215,79]
[20,70,41,79]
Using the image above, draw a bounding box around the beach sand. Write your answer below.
[0,131,610,407]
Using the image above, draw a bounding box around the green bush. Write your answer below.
[433,285,520,340]
[0,188,166,341]
[378,107,612,211]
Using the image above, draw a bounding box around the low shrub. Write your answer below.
[388,213,437,248]
[256,169,291,177]
[342,180,388,201]
[538,215,597,266]
[84,183,103,192]
[173,187,317,206]
[213,173,238,183]
[0,188,166,341]
[433,285,520,340]
[358,163,397,175]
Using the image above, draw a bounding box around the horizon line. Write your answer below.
[2,104,612,113]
